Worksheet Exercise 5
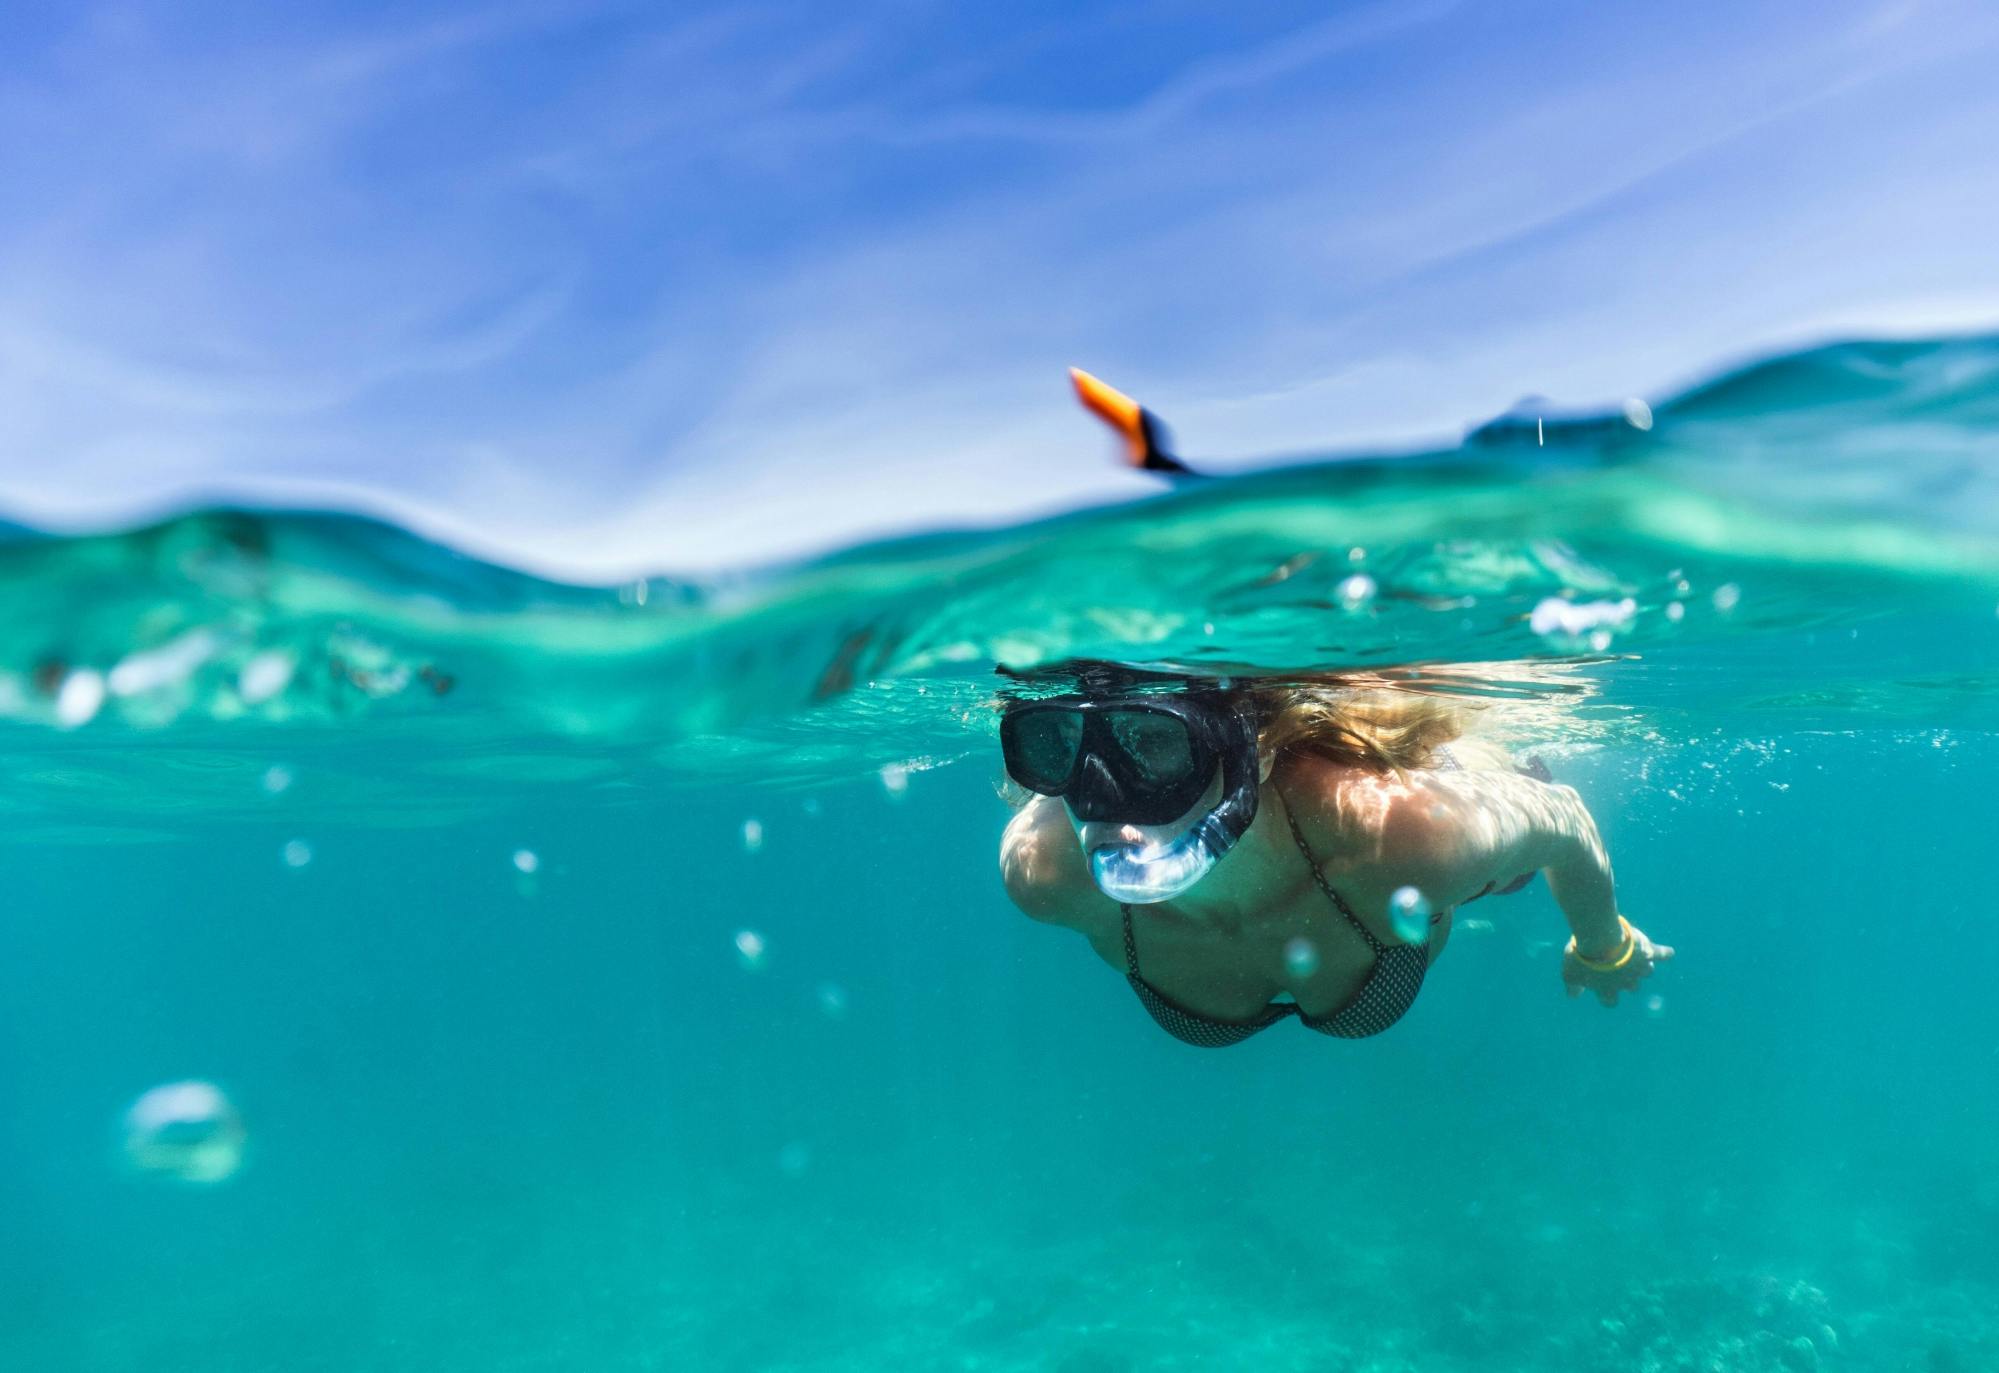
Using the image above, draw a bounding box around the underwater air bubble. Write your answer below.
[1283,937,1319,978]
[1645,994,1666,1018]
[238,651,295,705]
[816,982,849,1018]
[741,818,764,853]
[260,764,293,795]
[55,669,105,728]
[1337,574,1376,610]
[1622,398,1654,431]
[122,1081,245,1184]
[879,764,909,798]
[734,929,767,970]
[1665,601,1686,623]
[512,849,539,875]
[282,839,313,868]
[777,1141,811,1178]
[1388,886,1432,943]
[1712,583,1742,613]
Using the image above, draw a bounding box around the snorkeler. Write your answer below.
[998,665,1670,1045]
[997,373,1665,1044]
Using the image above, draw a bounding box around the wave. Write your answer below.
[2,333,1995,790]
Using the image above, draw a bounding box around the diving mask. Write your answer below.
[1000,689,1261,903]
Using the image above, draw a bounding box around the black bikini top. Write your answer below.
[1119,795,1434,1047]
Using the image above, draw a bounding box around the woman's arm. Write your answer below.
[1359,766,1671,1002]
[1497,777,1624,959]
[1290,758,1668,999]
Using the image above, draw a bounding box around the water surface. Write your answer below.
[5,335,1998,1371]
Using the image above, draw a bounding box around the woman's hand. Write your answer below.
[1562,917,1673,1007]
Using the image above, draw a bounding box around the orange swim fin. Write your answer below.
[1068,368,1197,477]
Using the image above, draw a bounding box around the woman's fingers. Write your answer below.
[1562,934,1672,1006]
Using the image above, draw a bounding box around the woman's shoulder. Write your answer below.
[1274,751,1392,812]
[1274,753,1455,868]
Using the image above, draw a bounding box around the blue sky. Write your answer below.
[4,0,1999,574]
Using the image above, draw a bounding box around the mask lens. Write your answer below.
[1104,709,1196,788]
[1004,708,1085,792]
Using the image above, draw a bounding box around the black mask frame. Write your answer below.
[1001,691,1258,827]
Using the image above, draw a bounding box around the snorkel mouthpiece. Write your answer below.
[1088,809,1242,905]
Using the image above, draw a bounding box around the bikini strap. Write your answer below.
[1279,792,1385,953]
[1119,904,1141,976]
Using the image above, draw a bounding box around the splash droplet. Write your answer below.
[741,818,764,853]
[109,630,219,698]
[734,929,767,970]
[238,651,295,706]
[512,849,539,875]
[1337,574,1376,610]
[281,839,313,869]
[1283,937,1319,978]
[1622,397,1654,431]
[55,669,105,728]
[123,1081,245,1184]
[1388,886,1432,943]
[1530,597,1635,649]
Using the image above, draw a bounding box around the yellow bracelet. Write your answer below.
[1569,917,1636,972]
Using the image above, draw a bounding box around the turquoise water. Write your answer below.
[5,336,1998,1371]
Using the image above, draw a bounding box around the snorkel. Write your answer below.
[1080,695,1261,904]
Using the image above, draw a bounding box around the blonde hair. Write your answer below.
[1249,679,1468,774]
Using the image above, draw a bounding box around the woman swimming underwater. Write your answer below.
[998,664,1672,1046]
